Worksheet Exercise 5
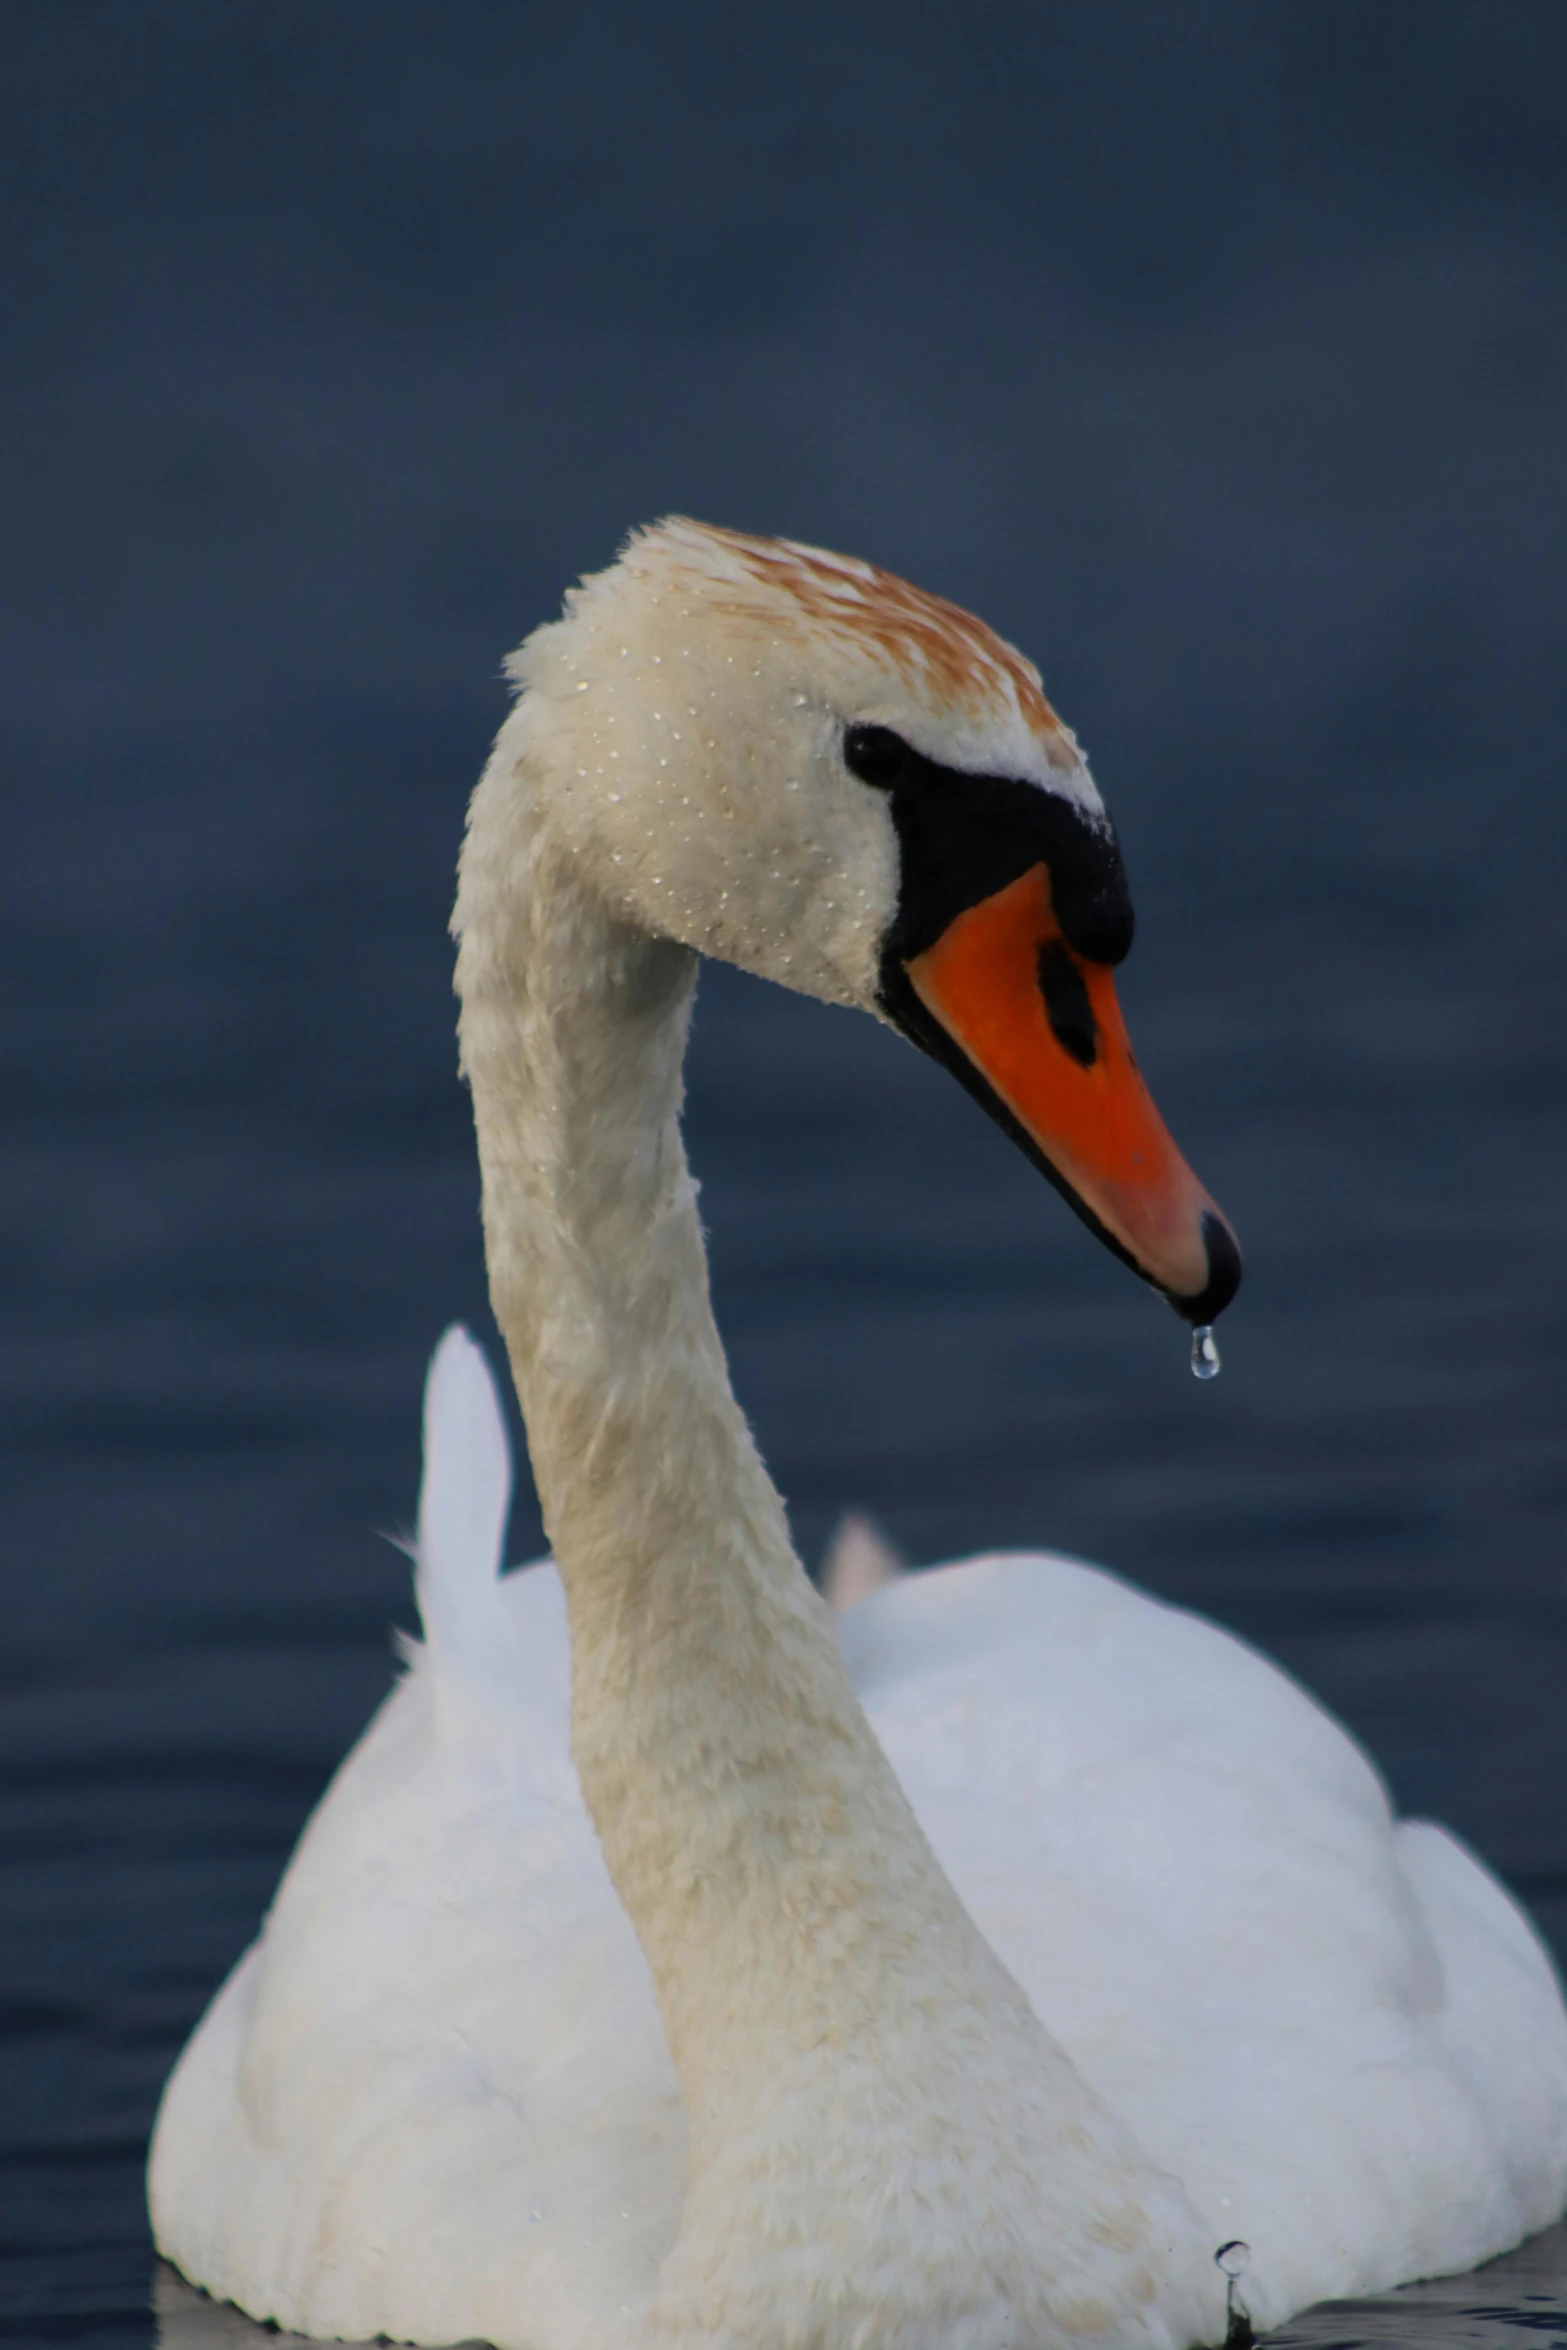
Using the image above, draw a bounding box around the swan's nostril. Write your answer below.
[1036,942,1097,1067]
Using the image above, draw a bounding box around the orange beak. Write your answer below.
[902,864,1240,1319]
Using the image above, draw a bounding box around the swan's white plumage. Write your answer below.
[151,521,1567,2348]
[820,1512,906,1611]
[153,1340,675,2349]
[415,1326,516,1719]
[151,1328,1567,2345]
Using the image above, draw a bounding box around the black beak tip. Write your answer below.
[1171,1211,1243,1326]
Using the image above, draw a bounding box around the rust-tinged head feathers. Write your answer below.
[635,518,1079,768]
[556,516,1100,811]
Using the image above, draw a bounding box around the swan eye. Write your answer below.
[844,724,913,789]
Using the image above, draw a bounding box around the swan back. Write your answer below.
[411,1325,570,1767]
[417,1327,511,1621]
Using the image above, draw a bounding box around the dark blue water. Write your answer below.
[3,6,1563,2343]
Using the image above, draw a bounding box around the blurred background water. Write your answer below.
[2,4,1563,2343]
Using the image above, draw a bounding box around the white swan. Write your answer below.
[150,520,1567,2350]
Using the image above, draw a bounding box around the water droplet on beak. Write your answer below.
[1191,1325,1221,1381]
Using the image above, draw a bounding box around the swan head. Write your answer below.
[494,516,1240,1324]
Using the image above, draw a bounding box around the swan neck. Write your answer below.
[454,772,1035,2171]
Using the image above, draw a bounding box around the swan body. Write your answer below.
[153,1336,1567,2345]
[151,521,1567,2348]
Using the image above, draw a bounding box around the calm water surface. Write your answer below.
[3,8,1563,2344]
